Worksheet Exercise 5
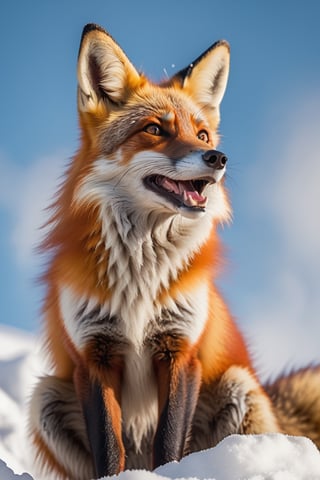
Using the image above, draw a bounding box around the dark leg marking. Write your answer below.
[152,334,201,468]
[74,336,127,477]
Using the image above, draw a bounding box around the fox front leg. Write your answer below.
[74,339,125,478]
[152,334,202,468]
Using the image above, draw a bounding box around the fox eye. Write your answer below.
[144,124,163,136]
[197,130,209,143]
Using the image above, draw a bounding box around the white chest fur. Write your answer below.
[59,282,209,449]
[58,206,211,449]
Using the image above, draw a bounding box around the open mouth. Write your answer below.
[144,175,212,211]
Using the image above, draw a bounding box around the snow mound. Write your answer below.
[156,434,320,480]
[0,460,33,479]
[0,324,320,480]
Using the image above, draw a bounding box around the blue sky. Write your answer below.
[1,0,319,378]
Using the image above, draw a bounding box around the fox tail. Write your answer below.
[265,365,320,448]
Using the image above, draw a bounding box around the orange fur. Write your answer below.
[29,24,320,480]
[30,24,255,478]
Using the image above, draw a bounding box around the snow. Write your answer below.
[1,325,320,480]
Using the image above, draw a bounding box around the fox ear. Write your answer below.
[77,24,141,113]
[172,41,230,118]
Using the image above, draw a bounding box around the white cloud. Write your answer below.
[0,154,23,209]
[242,93,320,379]
[270,96,320,268]
[0,151,68,268]
[247,268,320,379]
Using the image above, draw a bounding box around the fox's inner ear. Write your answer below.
[77,24,141,113]
[172,41,230,118]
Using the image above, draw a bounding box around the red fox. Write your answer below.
[29,24,320,480]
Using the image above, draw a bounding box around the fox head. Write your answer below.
[72,24,230,236]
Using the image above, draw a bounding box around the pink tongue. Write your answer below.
[186,190,205,201]
[162,178,180,194]
[161,177,207,207]
[183,189,207,207]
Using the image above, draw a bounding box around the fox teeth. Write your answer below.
[179,182,185,195]
[183,190,208,207]
[183,191,197,207]
[162,178,179,194]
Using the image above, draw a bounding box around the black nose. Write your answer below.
[202,150,228,169]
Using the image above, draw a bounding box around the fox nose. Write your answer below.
[202,150,228,169]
